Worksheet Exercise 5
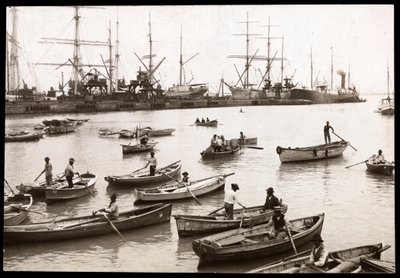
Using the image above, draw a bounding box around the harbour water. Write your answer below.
[3,94,395,272]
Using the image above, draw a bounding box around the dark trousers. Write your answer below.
[150,165,156,176]
[66,175,74,188]
[224,203,234,220]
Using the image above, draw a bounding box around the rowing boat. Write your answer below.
[134,173,234,204]
[16,172,74,197]
[138,128,175,137]
[365,160,394,176]
[195,120,218,127]
[200,146,241,159]
[121,142,158,154]
[119,129,135,138]
[4,193,33,226]
[360,258,395,273]
[236,137,257,145]
[174,204,288,237]
[44,172,97,201]
[249,243,387,273]
[4,203,172,244]
[5,131,44,142]
[193,213,325,267]
[104,161,181,187]
[276,141,349,163]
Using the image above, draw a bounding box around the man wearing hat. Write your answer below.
[65,157,79,188]
[143,151,157,176]
[40,157,53,186]
[178,171,190,188]
[304,233,329,268]
[265,206,289,239]
[224,183,246,220]
[262,187,280,212]
[98,193,119,221]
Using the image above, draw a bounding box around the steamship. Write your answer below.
[287,71,365,104]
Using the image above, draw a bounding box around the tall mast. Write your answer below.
[281,35,284,86]
[179,25,183,86]
[310,46,313,90]
[108,20,113,94]
[245,12,250,87]
[387,58,390,98]
[330,47,333,90]
[72,6,81,95]
[115,7,119,91]
[9,7,20,93]
[148,13,154,83]
[348,63,350,89]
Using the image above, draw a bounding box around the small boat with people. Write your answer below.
[365,158,394,176]
[4,203,172,244]
[16,172,73,197]
[105,160,181,187]
[43,172,97,201]
[5,130,45,142]
[200,138,241,159]
[174,203,288,238]
[121,142,158,154]
[134,172,234,204]
[193,213,325,267]
[4,192,33,226]
[249,243,389,273]
[44,119,77,135]
[195,119,218,127]
[276,140,350,163]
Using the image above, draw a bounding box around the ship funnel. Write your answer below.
[336,70,346,89]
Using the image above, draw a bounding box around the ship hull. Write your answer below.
[288,88,364,104]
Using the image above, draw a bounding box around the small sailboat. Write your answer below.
[378,61,394,115]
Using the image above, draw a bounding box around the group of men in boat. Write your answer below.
[225,183,329,269]
[210,134,228,152]
[38,156,80,188]
[195,117,210,123]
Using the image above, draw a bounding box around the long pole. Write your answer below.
[115,7,119,91]
[108,20,113,94]
[310,46,313,90]
[73,6,80,95]
[281,34,284,88]
[330,47,333,90]
[179,25,183,86]
[245,12,249,88]
[100,212,133,246]
[387,58,390,98]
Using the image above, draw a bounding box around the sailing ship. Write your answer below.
[378,62,394,115]
[6,7,44,102]
[287,47,365,104]
[165,26,208,99]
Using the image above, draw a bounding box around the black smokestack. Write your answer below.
[336,70,346,89]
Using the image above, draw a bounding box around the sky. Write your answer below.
[6,5,394,96]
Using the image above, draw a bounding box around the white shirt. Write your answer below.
[148,157,157,166]
[224,189,238,204]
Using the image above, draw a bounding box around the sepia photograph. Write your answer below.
[4,4,395,273]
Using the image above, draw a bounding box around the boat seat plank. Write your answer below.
[218,235,246,246]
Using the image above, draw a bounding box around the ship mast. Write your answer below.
[107,20,113,94]
[115,7,119,91]
[178,24,199,86]
[310,46,313,90]
[148,13,154,84]
[8,7,20,93]
[348,63,350,89]
[37,6,109,95]
[330,47,333,90]
[387,58,390,98]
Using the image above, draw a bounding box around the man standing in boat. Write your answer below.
[224,183,246,220]
[65,157,79,188]
[144,151,157,176]
[261,187,280,212]
[40,157,53,186]
[323,121,334,144]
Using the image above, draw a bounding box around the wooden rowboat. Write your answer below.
[121,142,158,154]
[4,203,172,244]
[193,213,325,267]
[174,203,288,238]
[5,131,44,142]
[276,141,349,163]
[66,117,89,122]
[119,129,135,138]
[249,243,387,273]
[44,172,97,201]
[104,160,181,187]
[200,146,241,159]
[4,193,33,226]
[98,128,119,136]
[195,120,218,127]
[134,173,234,204]
[16,172,74,197]
[138,128,175,137]
[365,160,394,176]
[360,258,395,273]
[236,137,258,145]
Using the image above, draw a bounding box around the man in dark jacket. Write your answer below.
[262,187,280,212]
[265,206,289,239]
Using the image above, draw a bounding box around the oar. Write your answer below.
[238,208,245,229]
[156,169,202,205]
[285,222,298,255]
[4,179,15,195]
[332,131,357,151]
[55,173,66,182]
[157,160,181,172]
[192,172,235,184]
[34,171,44,182]
[130,166,147,175]
[207,206,225,216]
[63,218,100,229]
[345,160,368,168]
[8,204,47,216]
[100,212,133,247]
[78,174,95,197]
[243,145,264,150]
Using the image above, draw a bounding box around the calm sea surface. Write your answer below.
[3,94,395,272]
